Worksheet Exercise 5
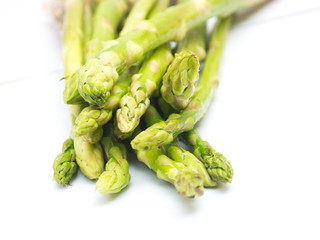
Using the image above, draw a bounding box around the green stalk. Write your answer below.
[78,0,265,107]
[87,0,128,59]
[64,0,128,104]
[147,0,171,19]
[116,44,173,133]
[157,97,233,183]
[160,0,207,110]
[53,0,85,185]
[131,17,232,151]
[144,105,215,187]
[96,125,130,194]
[119,0,157,36]
[53,138,77,186]
[83,0,93,47]
[74,136,105,179]
[62,0,85,106]
[160,50,200,110]
[73,72,131,136]
[135,106,206,198]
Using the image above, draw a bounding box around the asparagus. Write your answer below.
[116,44,173,133]
[183,130,233,183]
[74,136,104,179]
[160,0,207,110]
[73,69,133,136]
[86,0,128,59]
[53,0,85,185]
[53,138,77,186]
[83,0,93,47]
[136,106,206,197]
[119,0,157,36]
[160,50,200,110]
[81,126,103,144]
[62,0,85,106]
[157,97,233,183]
[77,0,264,107]
[131,17,231,151]
[146,105,216,186]
[147,0,171,19]
[64,0,128,104]
[96,125,130,194]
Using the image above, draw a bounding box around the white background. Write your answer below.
[0,0,320,239]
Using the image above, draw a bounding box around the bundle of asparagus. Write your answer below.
[52,0,266,198]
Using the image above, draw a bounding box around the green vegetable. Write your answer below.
[120,0,157,36]
[136,105,206,198]
[53,138,78,186]
[73,69,134,136]
[78,0,264,107]
[147,0,171,19]
[86,0,128,59]
[131,17,232,151]
[96,125,130,194]
[157,97,234,183]
[53,0,85,185]
[62,0,85,105]
[74,136,105,179]
[161,50,200,110]
[116,44,173,133]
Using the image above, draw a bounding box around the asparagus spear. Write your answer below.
[136,106,206,197]
[64,0,128,104]
[147,0,171,19]
[160,50,200,110]
[74,136,105,179]
[83,0,93,47]
[131,17,232,151]
[53,0,85,185]
[62,0,86,106]
[78,0,265,107]
[145,105,216,187]
[116,44,173,133]
[87,0,128,59]
[119,0,157,36]
[160,0,207,110]
[53,138,78,186]
[96,125,130,194]
[73,69,134,136]
[81,126,103,144]
[157,97,233,183]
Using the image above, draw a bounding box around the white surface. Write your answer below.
[0,0,320,239]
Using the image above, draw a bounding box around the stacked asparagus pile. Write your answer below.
[52,0,266,198]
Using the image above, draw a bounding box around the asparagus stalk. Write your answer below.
[183,130,233,183]
[78,0,265,107]
[119,0,157,36]
[62,0,86,106]
[131,17,232,151]
[136,106,206,197]
[96,125,130,194]
[64,0,128,104]
[74,136,105,179]
[87,0,128,59]
[53,138,78,186]
[53,0,85,185]
[160,50,200,110]
[83,0,93,47]
[73,68,134,136]
[160,0,207,110]
[145,105,215,187]
[81,126,103,144]
[116,44,173,133]
[157,97,233,183]
[147,0,171,19]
